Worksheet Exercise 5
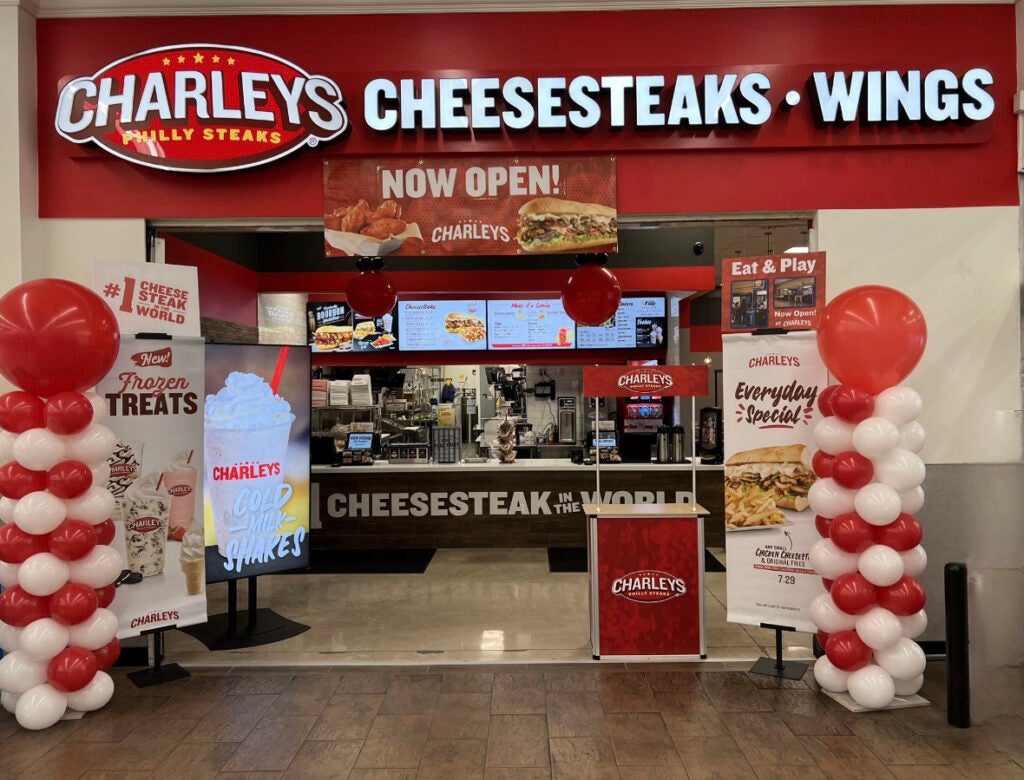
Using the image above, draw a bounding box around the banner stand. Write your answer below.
[180,575,310,651]
[127,626,190,688]
[749,622,809,680]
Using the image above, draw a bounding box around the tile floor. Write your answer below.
[162,548,814,666]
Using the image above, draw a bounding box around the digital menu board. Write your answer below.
[399,300,487,351]
[487,299,576,350]
[352,307,399,353]
[576,296,667,349]
[307,302,353,352]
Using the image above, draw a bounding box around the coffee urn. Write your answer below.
[656,425,672,463]
[671,425,686,463]
[699,407,724,463]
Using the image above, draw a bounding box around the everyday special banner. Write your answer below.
[203,344,311,584]
[721,252,826,334]
[323,156,617,257]
[95,336,207,638]
[722,331,827,633]
[93,260,201,338]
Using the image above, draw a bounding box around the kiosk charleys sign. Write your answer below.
[55,44,349,172]
[611,570,688,603]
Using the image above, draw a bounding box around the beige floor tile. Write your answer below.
[418,738,488,778]
[616,767,689,780]
[218,715,317,772]
[725,712,815,766]
[378,674,443,716]
[356,714,432,770]
[606,713,681,766]
[431,693,492,740]
[493,672,547,715]
[547,691,608,738]
[282,739,362,779]
[308,694,384,740]
[801,735,898,779]
[486,714,550,768]
[597,673,658,713]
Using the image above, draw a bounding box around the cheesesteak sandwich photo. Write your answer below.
[724,444,817,529]
[515,197,618,253]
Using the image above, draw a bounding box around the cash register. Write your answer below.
[585,431,622,463]
[337,431,377,466]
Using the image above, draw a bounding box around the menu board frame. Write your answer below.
[398,299,489,352]
[576,295,667,350]
[486,298,576,351]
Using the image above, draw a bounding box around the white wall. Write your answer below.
[33,219,148,284]
[817,207,1022,464]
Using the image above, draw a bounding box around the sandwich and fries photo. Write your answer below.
[515,197,618,253]
[724,444,817,530]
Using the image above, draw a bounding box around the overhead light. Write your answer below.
[784,246,809,253]
[703,354,713,365]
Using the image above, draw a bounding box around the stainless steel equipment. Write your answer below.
[672,425,686,463]
[656,425,672,463]
[557,397,577,443]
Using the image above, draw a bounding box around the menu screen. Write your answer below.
[352,306,399,353]
[487,299,576,350]
[576,297,667,349]
[307,302,353,353]
[399,300,487,351]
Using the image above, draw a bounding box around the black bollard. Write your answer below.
[944,562,970,728]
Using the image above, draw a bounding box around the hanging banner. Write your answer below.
[721,252,826,334]
[722,331,827,633]
[93,261,201,338]
[95,336,207,638]
[583,364,708,398]
[203,344,311,584]
[323,155,617,257]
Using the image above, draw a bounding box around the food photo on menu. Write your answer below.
[307,301,353,352]
[487,299,575,350]
[399,300,487,351]
[352,308,399,352]
[724,444,817,531]
[324,197,423,256]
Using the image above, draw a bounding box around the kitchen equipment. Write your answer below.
[671,425,686,463]
[557,397,577,443]
[656,425,672,463]
[699,407,724,463]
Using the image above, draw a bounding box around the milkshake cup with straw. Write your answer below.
[121,472,171,577]
[162,449,199,542]
[205,368,295,558]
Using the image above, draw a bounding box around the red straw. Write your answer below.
[186,450,194,464]
[156,473,164,491]
[270,346,290,395]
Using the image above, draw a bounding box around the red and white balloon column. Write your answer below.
[0,280,123,730]
[807,286,930,709]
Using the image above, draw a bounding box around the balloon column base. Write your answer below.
[180,608,309,651]
[749,655,809,681]
[127,662,190,688]
[823,689,930,712]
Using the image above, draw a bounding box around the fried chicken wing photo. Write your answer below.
[370,199,402,221]
[341,198,370,233]
[360,218,408,240]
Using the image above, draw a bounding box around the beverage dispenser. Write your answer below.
[699,407,724,463]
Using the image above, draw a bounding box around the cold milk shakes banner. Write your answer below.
[95,336,207,638]
[203,345,311,583]
[722,331,827,633]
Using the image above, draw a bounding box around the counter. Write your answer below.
[312,459,725,549]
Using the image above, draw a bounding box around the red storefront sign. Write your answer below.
[595,514,702,656]
[721,252,826,333]
[584,364,708,398]
[323,156,616,256]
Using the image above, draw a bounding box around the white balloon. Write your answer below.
[84,391,107,425]
[809,593,857,633]
[0,430,17,461]
[808,478,857,518]
[0,496,15,524]
[19,618,70,661]
[893,674,924,696]
[90,461,111,487]
[64,486,117,525]
[898,421,926,454]
[12,491,67,535]
[901,545,928,578]
[1,690,19,714]
[813,655,850,693]
[852,417,901,459]
[873,386,923,427]
[874,637,927,680]
[68,545,124,589]
[0,650,49,694]
[15,683,68,730]
[899,486,926,515]
[17,552,70,597]
[65,670,114,712]
[854,483,903,527]
[856,606,904,650]
[64,424,117,465]
[847,664,896,709]
[0,621,23,652]
[809,539,860,579]
[68,607,118,650]
[900,610,928,639]
[12,428,67,471]
[873,448,926,492]
[0,560,20,588]
[858,544,905,587]
[813,417,856,455]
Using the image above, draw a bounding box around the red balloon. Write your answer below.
[817,286,927,394]
[561,263,622,326]
[44,392,95,435]
[873,513,923,552]
[817,385,840,417]
[346,270,397,319]
[0,279,120,396]
[0,522,50,563]
[48,519,98,561]
[830,385,876,424]
[92,519,116,546]
[829,512,876,553]
[814,515,834,538]
[47,647,98,693]
[821,578,834,591]
[816,629,832,649]
[812,450,835,479]
[877,576,927,616]
[49,582,99,626]
[0,460,48,499]
[830,572,878,614]
[831,451,875,490]
[45,460,94,499]
[92,637,121,671]
[0,585,51,627]
[0,391,45,433]
[825,629,874,672]
[94,584,116,609]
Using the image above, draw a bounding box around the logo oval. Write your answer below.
[55,43,349,173]
[616,369,674,395]
[167,484,193,497]
[610,569,687,603]
[129,516,163,533]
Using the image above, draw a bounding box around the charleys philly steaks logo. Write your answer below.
[55,44,349,172]
[735,352,819,429]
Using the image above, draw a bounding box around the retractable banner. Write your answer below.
[723,331,827,632]
[95,336,207,638]
[92,261,201,339]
